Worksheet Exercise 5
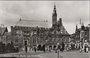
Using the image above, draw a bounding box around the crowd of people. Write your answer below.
[31,42,65,53]
[31,40,90,53]
[0,40,89,54]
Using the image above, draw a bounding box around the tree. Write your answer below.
[6,42,15,53]
[0,42,6,53]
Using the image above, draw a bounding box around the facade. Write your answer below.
[71,24,90,44]
[10,4,70,49]
[45,5,70,49]
[11,26,49,47]
[0,26,19,53]
[0,27,8,44]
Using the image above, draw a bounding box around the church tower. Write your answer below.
[75,24,78,33]
[52,4,57,27]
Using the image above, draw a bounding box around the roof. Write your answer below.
[0,27,8,36]
[59,25,69,35]
[49,25,69,35]
[16,19,49,28]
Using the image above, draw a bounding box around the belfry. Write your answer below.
[52,4,57,27]
[50,4,70,44]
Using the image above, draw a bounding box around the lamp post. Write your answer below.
[88,24,90,43]
[36,26,39,45]
[80,30,84,52]
[80,24,85,52]
[57,43,60,58]
[24,40,27,53]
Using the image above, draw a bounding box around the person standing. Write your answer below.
[80,41,83,53]
[34,46,37,53]
[42,45,45,53]
[61,42,65,52]
[83,40,89,53]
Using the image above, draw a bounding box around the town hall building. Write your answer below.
[10,4,70,50]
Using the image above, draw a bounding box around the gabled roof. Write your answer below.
[16,19,49,28]
[59,25,69,35]
[49,25,69,35]
[0,27,8,36]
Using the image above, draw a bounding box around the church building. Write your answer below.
[10,4,70,50]
[45,4,70,47]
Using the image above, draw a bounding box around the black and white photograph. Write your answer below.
[0,1,90,58]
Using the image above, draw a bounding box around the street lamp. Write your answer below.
[80,24,85,52]
[88,24,90,43]
[36,26,39,45]
[57,43,59,58]
[24,40,27,53]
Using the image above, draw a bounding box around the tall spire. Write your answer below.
[75,24,78,32]
[53,3,57,15]
[81,22,85,30]
[52,3,57,27]
[54,3,56,9]
[76,24,78,30]
[76,24,78,29]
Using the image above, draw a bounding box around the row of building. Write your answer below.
[71,24,90,43]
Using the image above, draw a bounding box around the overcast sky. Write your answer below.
[0,1,89,34]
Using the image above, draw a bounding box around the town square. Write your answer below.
[0,1,90,58]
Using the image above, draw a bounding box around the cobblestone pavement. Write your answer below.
[0,51,44,58]
[40,51,90,58]
[0,51,90,58]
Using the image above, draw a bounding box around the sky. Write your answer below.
[0,1,89,34]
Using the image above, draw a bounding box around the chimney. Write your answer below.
[59,18,62,26]
[59,18,62,23]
